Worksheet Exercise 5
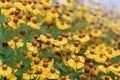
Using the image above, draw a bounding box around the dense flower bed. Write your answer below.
[0,0,120,80]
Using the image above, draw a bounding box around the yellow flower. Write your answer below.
[109,21,120,35]
[27,22,40,30]
[6,15,25,29]
[94,53,107,63]
[62,1,74,10]
[90,29,102,38]
[58,75,71,80]
[73,33,90,44]
[104,48,116,58]
[8,37,24,49]
[1,8,16,19]
[62,14,72,22]
[37,34,54,49]
[65,75,71,80]
[85,50,97,59]
[100,75,112,80]
[26,4,39,15]
[37,34,54,43]
[0,1,4,8]
[77,5,88,12]
[65,42,81,54]
[36,68,48,80]
[27,41,39,53]
[114,49,120,57]
[85,44,97,58]
[67,55,85,71]
[47,68,60,79]
[43,10,59,23]
[56,20,71,30]
[57,36,68,45]
[27,52,39,61]
[96,65,108,73]
[8,21,19,29]
[0,60,2,66]
[85,44,109,63]
[33,58,56,79]
[40,0,52,6]
[40,58,54,68]
[0,64,12,76]
[31,58,41,72]
[52,36,68,51]
[103,47,120,58]
[23,70,36,80]
[14,2,26,11]
[6,74,17,80]
[37,34,47,43]
[16,61,23,68]
[108,63,120,76]
[52,40,62,52]
[40,40,54,49]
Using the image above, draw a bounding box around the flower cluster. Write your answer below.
[0,0,120,80]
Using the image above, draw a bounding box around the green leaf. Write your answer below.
[96,72,105,80]
[90,59,102,65]
[66,21,88,32]
[39,50,55,59]
[15,58,31,75]
[48,25,62,39]
[0,14,7,24]
[107,71,115,80]
[111,56,120,64]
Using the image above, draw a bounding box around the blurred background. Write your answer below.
[89,0,120,11]
[59,0,120,11]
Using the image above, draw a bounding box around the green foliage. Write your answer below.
[66,21,88,32]
[111,56,120,64]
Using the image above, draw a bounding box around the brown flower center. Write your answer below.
[5,5,11,9]
[105,77,109,80]
[61,76,66,80]
[50,68,56,73]
[13,18,18,23]
[104,61,111,67]
[74,42,79,47]
[21,51,27,56]
[84,67,90,73]
[13,37,19,42]
[31,5,36,9]
[90,71,96,77]
[32,18,38,24]
[32,41,37,46]
[36,68,42,74]
[27,70,32,74]
[46,40,51,45]
[1,0,5,3]
[34,34,39,39]
[88,62,94,68]
[99,54,104,58]
[45,33,51,39]
[19,30,26,36]
[14,11,20,16]
[32,53,37,57]
[74,56,80,62]
[81,75,87,80]
[61,33,68,38]
[34,59,40,65]
[58,36,63,41]
[43,62,48,67]
[90,51,94,54]
[2,64,8,70]
[114,64,119,68]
